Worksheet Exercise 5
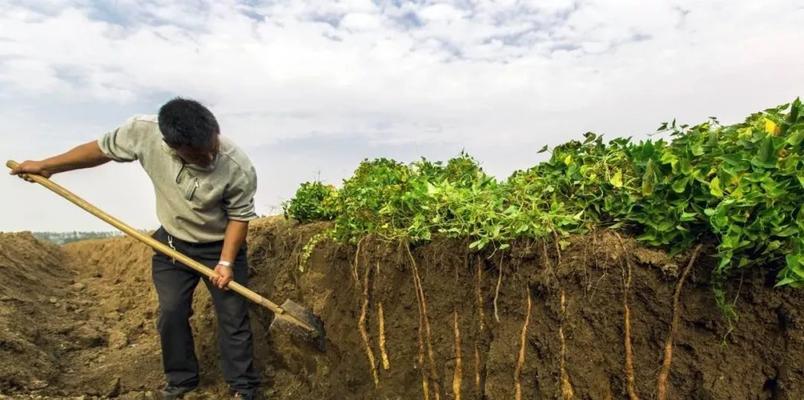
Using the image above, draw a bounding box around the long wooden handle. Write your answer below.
[6,160,285,315]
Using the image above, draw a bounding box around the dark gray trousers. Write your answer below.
[151,227,259,392]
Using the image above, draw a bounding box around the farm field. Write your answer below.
[0,101,801,399]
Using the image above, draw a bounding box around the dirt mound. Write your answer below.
[0,219,801,399]
[0,232,69,391]
[58,236,163,396]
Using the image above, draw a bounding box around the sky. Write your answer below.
[1,0,802,232]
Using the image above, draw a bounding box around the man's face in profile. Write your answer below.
[170,135,220,167]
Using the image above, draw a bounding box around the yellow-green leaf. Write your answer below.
[710,176,723,197]
[764,118,779,135]
[610,170,624,188]
[642,159,657,196]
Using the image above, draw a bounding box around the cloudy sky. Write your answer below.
[1,0,802,232]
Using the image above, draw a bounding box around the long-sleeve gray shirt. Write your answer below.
[98,114,258,243]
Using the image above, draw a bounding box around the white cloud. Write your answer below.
[340,12,383,31]
[0,0,802,230]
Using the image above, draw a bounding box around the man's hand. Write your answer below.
[211,263,233,290]
[9,141,111,182]
[215,220,248,291]
[9,160,51,182]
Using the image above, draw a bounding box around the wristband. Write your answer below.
[217,260,232,268]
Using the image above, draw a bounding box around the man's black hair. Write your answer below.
[158,97,220,149]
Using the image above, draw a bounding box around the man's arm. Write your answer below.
[210,219,249,290]
[9,141,111,181]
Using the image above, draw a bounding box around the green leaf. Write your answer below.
[751,136,777,169]
[660,150,679,167]
[671,177,689,193]
[786,130,802,146]
[691,142,704,156]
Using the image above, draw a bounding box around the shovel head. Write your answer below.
[269,299,326,352]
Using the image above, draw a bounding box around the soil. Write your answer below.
[0,218,801,399]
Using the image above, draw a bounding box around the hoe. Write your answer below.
[7,160,326,352]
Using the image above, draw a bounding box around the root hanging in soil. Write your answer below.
[623,302,639,400]
[410,250,430,399]
[552,230,563,265]
[417,300,430,399]
[514,286,532,400]
[378,301,390,371]
[494,255,503,323]
[358,260,379,387]
[475,256,486,332]
[473,255,486,397]
[656,244,703,400]
[559,289,575,399]
[375,260,391,372]
[422,372,431,400]
[614,233,640,400]
[453,311,463,400]
[352,236,366,285]
[541,240,559,284]
[407,244,441,400]
[474,344,481,393]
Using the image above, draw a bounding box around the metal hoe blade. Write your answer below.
[269,299,326,352]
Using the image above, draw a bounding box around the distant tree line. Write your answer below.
[33,231,122,245]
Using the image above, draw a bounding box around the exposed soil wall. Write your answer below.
[0,232,70,391]
[0,218,801,399]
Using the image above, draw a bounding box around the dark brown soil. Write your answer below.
[0,218,801,399]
